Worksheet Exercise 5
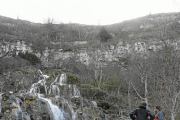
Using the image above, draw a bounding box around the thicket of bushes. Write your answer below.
[18,52,41,65]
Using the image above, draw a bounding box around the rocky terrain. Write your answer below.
[0,67,125,120]
[1,12,180,120]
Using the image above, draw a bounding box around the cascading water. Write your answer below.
[0,94,2,114]
[29,70,49,95]
[73,85,81,97]
[60,98,77,120]
[39,69,49,79]
[29,83,40,94]
[59,73,66,85]
[40,97,65,120]
[7,95,24,120]
[27,71,83,120]
[66,100,76,120]
[49,76,61,96]
[0,68,121,120]
[92,101,97,107]
[28,71,66,120]
[52,85,60,95]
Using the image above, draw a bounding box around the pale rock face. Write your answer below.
[109,45,114,50]
[128,34,134,38]
[103,50,114,62]
[73,41,87,45]
[15,41,32,52]
[64,41,88,45]
[1,39,180,67]
[0,41,33,57]
[140,24,154,29]
[77,51,90,65]
[115,43,132,56]
[134,42,147,53]
[148,45,157,51]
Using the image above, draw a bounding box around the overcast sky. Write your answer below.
[0,0,180,25]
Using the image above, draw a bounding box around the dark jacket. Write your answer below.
[130,105,154,120]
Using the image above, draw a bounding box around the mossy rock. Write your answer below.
[41,68,62,78]
[67,74,82,84]
[97,102,110,110]
[78,84,108,100]
[39,84,46,94]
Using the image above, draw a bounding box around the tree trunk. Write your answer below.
[171,112,175,120]
[144,75,148,107]
[128,81,131,112]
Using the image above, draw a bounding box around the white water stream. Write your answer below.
[73,85,81,97]
[59,73,67,85]
[92,101,97,107]
[29,70,49,95]
[28,70,82,120]
[40,97,65,120]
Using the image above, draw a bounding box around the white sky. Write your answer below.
[0,0,180,25]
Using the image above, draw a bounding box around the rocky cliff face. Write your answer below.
[0,39,180,67]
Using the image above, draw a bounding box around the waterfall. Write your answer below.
[38,80,48,94]
[66,101,76,120]
[28,70,65,120]
[0,68,121,120]
[49,77,60,95]
[105,114,108,120]
[52,85,60,95]
[59,73,66,85]
[29,83,40,94]
[69,85,73,96]
[92,101,97,107]
[73,85,81,97]
[16,97,23,112]
[29,70,48,94]
[10,97,24,120]
[38,70,48,94]
[16,98,23,119]
[61,99,77,120]
[28,71,80,120]
[0,94,2,114]
[40,97,65,120]
[39,69,49,79]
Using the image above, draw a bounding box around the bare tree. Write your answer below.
[150,49,180,120]
[128,55,152,108]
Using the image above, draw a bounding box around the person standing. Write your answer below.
[154,106,165,120]
[130,102,154,120]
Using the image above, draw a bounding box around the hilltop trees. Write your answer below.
[98,28,112,42]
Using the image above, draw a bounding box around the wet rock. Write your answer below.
[42,113,50,120]
[67,74,82,84]
[10,102,18,108]
[97,102,110,110]
[71,97,81,106]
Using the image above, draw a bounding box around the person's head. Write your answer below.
[155,106,160,113]
[141,102,147,107]
[139,102,147,108]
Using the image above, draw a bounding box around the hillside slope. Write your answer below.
[0,12,180,51]
[1,13,180,120]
